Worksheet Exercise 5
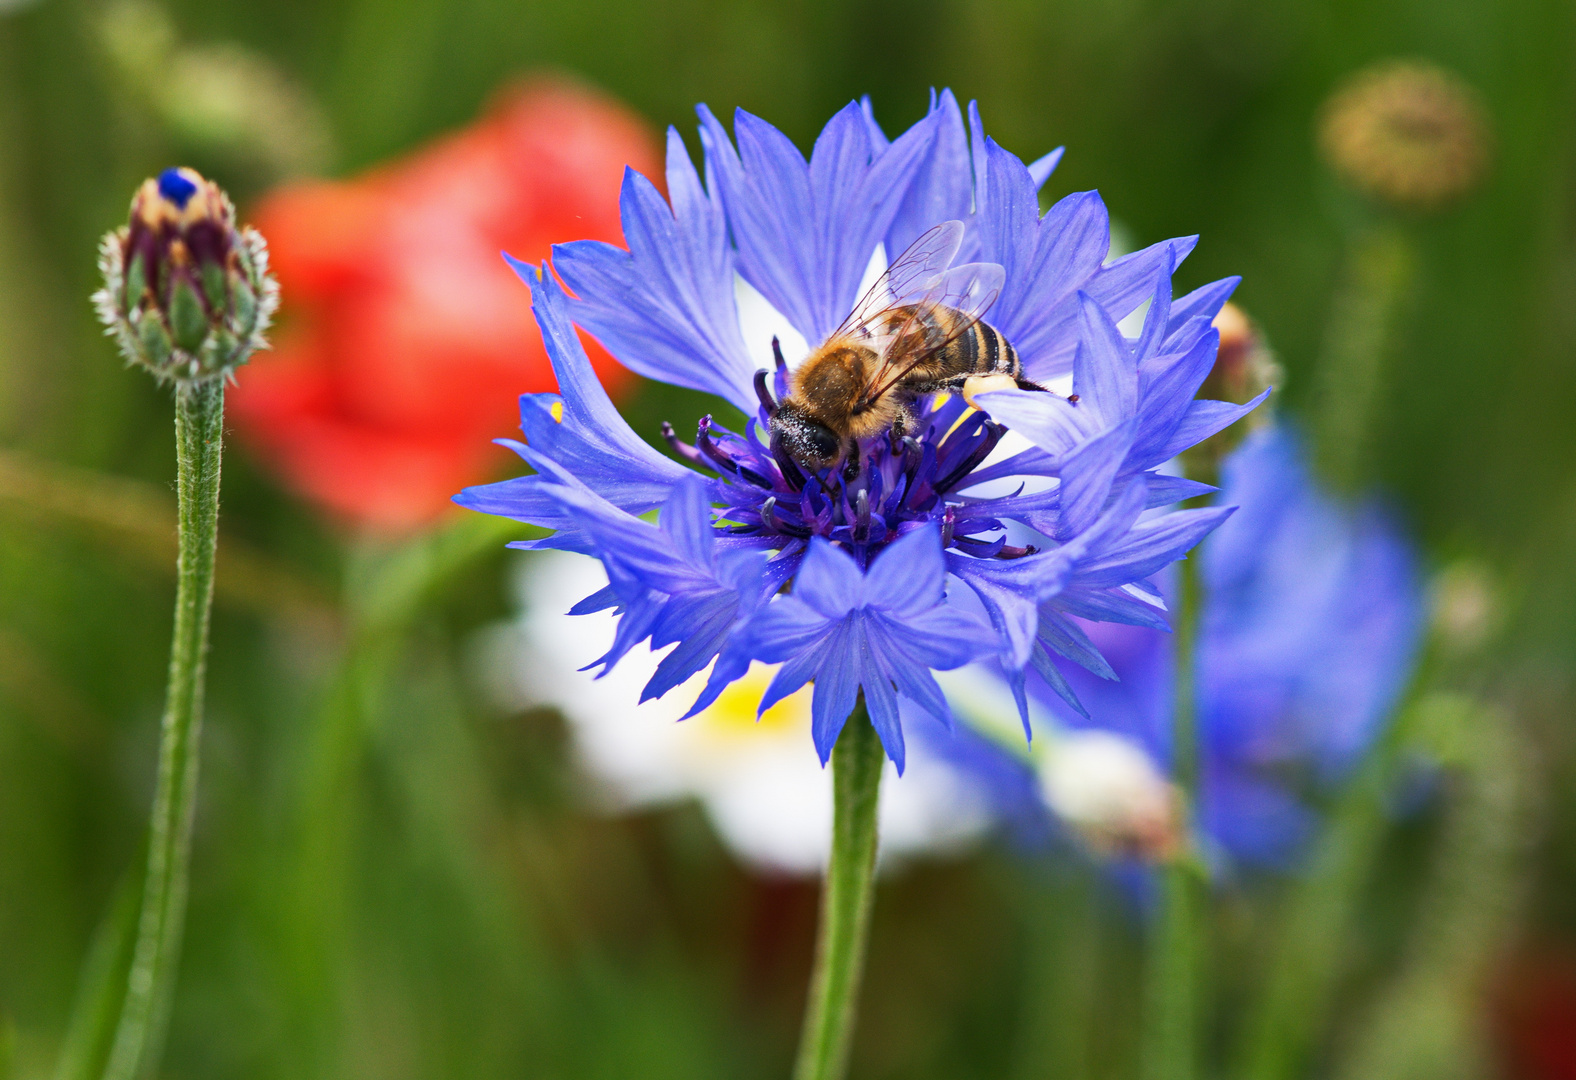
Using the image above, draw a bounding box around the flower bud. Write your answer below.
[1203,302,1282,407]
[95,166,279,384]
[1038,729,1184,862]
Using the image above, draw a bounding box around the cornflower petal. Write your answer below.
[1074,292,1139,428]
[1056,417,1139,540]
[554,130,757,412]
[454,262,687,526]
[1152,394,1272,463]
[697,101,939,343]
[546,473,766,699]
[1073,505,1235,589]
[808,618,866,762]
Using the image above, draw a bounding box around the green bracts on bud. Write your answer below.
[169,279,210,354]
[94,166,279,385]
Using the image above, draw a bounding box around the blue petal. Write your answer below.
[1073,292,1138,428]
[1035,609,1118,679]
[864,525,947,616]
[458,261,687,522]
[947,546,1081,667]
[1152,391,1271,462]
[660,472,718,565]
[698,101,937,344]
[1056,417,1139,540]
[554,136,757,412]
[974,388,1094,459]
[808,618,864,763]
[889,602,992,671]
[792,536,869,618]
[1027,146,1066,189]
[1142,471,1217,508]
[1132,326,1223,466]
[1074,506,1235,589]
[738,595,839,666]
[1083,236,1198,348]
[1167,276,1240,341]
[856,632,907,772]
[1052,583,1171,631]
[886,90,973,262]
[868,618,956,729]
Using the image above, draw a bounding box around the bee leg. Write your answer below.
[889,409,907,441]
[841,439,862,482]
[1014,377,1050,392]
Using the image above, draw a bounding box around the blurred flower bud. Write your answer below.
[95,167,279,384]
[1205,302,1282,407]
[1184,302,1282,476]
[1319,60,1490,211]
[1039,730,1184,862]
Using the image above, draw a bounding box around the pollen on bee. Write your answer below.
[961,373,1017,409]
[550,401,564,423]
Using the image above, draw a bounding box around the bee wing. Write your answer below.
[852,260,1006,411]
[832,220,966,344]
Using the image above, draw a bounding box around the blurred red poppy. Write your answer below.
[230,78,659,531]
[1495,944,1576,1080]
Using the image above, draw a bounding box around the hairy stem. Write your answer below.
[792,703,884,1080]
[1313,223,1414,495]
[101,379,224,1080]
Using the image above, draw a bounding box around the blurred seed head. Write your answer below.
[1038,729,1184,862]
[97,0,332,178]
[1319,60,1490,211]
[94,167,279,384]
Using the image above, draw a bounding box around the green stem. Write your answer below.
[1312,223,1414,495]
[101,379,224,1080]
[792,702,885,1080]
[1143,553,1202,1080]
[1231,694,1420,1080]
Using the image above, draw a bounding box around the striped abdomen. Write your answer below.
[941,317,1021,381]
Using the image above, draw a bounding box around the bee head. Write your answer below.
[770,403,843,469]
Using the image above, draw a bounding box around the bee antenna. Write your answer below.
[771,336,788,372]
[753,369,778,416]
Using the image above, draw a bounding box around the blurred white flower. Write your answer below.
[1038,730,1182,861]
[934,665,1183,862]
[482,550,994,876]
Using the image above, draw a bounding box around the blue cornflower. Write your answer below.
[456,92,1260,772]
[934,425,1425,867]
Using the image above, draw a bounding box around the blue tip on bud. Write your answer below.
[158,167,199,209]
[96,167,278,384]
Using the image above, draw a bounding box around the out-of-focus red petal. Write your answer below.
[250,181,389,299]
[1494,945,1576,1080]
[230,75,660,534]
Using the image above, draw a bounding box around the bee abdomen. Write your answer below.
[969,320,1021,378]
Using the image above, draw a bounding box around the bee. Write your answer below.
[767,220,1052,471]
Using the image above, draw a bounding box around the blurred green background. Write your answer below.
[3,0,1576,1077]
